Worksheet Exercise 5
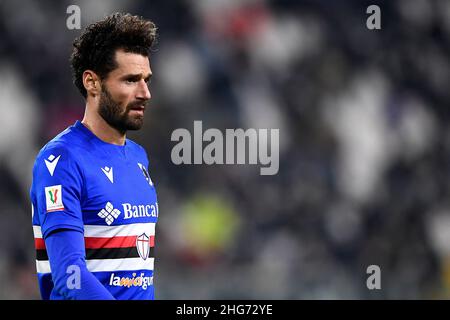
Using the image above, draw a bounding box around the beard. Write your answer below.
[98,84,146,133]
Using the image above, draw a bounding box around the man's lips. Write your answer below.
[130,104,145,110]
[129,103,146,111]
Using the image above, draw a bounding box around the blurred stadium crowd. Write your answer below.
[0,0,450,299]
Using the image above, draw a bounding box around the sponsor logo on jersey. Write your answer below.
[45,185,64,212]
[97,202,121,225]
[109,272,153,290]
[97,202,158,224]
[122,202,159,219]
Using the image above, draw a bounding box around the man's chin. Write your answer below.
[125,118,144,131]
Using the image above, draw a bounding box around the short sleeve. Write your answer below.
[31,144,84,239]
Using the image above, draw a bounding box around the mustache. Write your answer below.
[126,100,148,110]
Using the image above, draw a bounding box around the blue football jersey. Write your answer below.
[30,120,159,300]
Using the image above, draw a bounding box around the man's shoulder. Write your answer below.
[35,123,85,163]
[31,124,87,186]
[126,138,147,157]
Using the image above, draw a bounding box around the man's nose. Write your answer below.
[137,79,151,100]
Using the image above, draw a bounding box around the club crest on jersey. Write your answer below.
[45,185,64,212]
[137,163,153,186]
[136,233,151,260]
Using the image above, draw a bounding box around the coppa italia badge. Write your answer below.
[45,185,64,212]
[136,233,151,260]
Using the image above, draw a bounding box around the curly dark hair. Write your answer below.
[70,12,157,98]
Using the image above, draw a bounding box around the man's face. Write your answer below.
[98,49,152,133]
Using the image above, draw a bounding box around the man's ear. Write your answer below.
[83,70,100,97]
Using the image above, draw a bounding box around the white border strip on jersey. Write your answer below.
[33,226,43,239]
[36,257,154,274]
[32,223,156,239]
[84,223,156,238]
[36,260,51,274]
[86,257,155,272]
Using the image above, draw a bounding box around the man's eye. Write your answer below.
[126,78,137,83]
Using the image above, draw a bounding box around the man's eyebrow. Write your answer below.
[120,73,153,80]
[144,73,152,81]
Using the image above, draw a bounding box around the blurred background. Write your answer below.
[0,0,449,299]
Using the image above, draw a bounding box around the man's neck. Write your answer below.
[81,106,126,146]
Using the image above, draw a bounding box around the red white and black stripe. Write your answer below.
[33,223,155,274]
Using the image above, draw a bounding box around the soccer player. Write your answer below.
[30,13,158,300]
